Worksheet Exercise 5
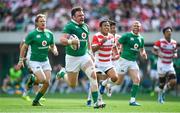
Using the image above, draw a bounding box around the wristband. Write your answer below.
[19,57,24,61]
[68,39,72,45]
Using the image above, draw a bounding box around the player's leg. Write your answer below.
[99,67,118,94]
[158,75,166,103]
[128,69,141,106]
[162,72,176,101]
[86,82,92,106]
[81,57,103,108]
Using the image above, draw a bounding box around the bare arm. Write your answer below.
[91,37,107,53]
[49,44,59,56]
[17,43,28,69]
[140,48,147,59]
[60,34,79,46]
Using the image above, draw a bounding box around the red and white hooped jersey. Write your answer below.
[153,38,177,64]
[92,32,115,65]
[112,34,121,61]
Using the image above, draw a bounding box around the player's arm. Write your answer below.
[91,35,107,53]
[140,48,147,59]
[17,43,29,69]
[151,40,162,57]
[60,34,79,46]
[49,44,59,56]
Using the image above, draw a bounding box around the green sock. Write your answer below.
[92,91,98,103]
[33,92,44,102]
[131,84,139,98]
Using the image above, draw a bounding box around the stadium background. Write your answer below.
[0,0,180,94]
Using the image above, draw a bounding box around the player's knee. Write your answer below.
[111,76,118,82]
[169,79,177,88]
[133,77,140,84]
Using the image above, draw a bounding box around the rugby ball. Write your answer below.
[69,34,80,50]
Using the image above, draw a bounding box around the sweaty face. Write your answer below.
[37,17,46,30]
[101,22,110,35]
[73,11,85,25]
[132,21,141,35]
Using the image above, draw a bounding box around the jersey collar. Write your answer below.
[131,31,140,36]
[36,28,45,32]
[71,19,84,25]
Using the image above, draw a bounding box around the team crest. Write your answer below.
[36,35,41,38]
[134,43,138,49]
[42,40,47,46]
[82,32,86,39]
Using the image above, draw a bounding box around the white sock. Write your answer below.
[130,97,136,103]
[87,84,92,101]
[102,79,109,86]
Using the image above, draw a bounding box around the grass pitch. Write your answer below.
[0,93,180,113]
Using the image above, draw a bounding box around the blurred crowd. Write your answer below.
[0,0,180,32]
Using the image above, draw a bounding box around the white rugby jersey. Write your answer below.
[153,38,177,64]
[92,32,115,65]
[112,34,121,61]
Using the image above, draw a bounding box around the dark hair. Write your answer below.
[99,19,109,27]
[109,20,116,26]
[162,26,173,34]
[71,6,83,17]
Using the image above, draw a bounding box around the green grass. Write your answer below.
[0,93,180,113]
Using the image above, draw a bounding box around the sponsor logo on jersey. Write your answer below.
[37,35,41,38]
[82,32,86,39]
[42,40,47,46]
[130,37,134,41]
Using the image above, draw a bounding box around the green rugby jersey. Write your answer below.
[118,32,144,61]
[63,20,89,56]
[25,28,54,62]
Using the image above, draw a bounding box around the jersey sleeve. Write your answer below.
[63,23,72,34]
[25,32,33,45]
[153,40,160,49]
[92,35,102,46]
[118,33,127,44]
[140,37,144,48]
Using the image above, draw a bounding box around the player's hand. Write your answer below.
[141,52,148,60]
[53,49,59,56]
[72,38,79,45]
[157,52,163,58]
[101,37,107,44]
[17,61,24,70]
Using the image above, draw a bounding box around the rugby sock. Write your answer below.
[102,79,109,86]
[92,91,98,103]
[87,83,92,101]
[130,84,139,102]
[163,83,170,93]
[33,92,44,102]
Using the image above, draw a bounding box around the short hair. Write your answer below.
[162,26,173,34]
[35,14,46,23]
[71,6,83,17]
[109,20,116,26]
[99,19,109,27]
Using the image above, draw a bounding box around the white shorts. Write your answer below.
[95,62,114,74]
[26,58,30,69]
[150,69,158,80]
[29,60,52,73]
[65,53,93,72]
[112,59,119,72]
[157,61,175,76]
[116,57,139,74]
